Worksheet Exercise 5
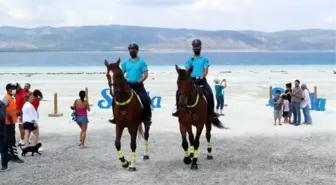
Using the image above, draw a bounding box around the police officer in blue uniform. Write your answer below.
[172,39,218,118]
[110,44,152,126]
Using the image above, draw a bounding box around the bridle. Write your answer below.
[110,79,134,106]
[178,80,200,109]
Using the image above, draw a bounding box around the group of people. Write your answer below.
[0,83,42,171]
[273,80,312,126]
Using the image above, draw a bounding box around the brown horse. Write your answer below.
[175,65,224,170]
[104,58,150,172]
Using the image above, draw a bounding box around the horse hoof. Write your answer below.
[122,161,129,168]
[184,157,191,165]
[143,155,150,160]
[207,155,213,160]
[191,164,198,170]
[128,167,137,172]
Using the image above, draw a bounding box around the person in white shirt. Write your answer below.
[282,95,290,123]
[300,84,312,124]
[22,94,39,148]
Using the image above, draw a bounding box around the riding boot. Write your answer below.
[172,90,179,117]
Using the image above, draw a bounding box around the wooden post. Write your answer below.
[85,87,89,102]
[48,93,63,117]
[266,86,272,106]
[314,86,317,99]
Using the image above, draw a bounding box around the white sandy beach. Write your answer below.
[0,65,335,185]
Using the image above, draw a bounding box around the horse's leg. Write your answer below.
[115,125,129,168]
[128,125,138,172]
[191,122,204,170]
[180,123,191,165]
[205,119,213,160]
[143,124,150,160]
[186,124,195,159]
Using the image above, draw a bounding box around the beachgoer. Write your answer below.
[0,100,9,171]
[284,83,292,123]
[15,83,31,146]
[109,43,152,126]
[214,79,227,115]
[282,94,290,123]
[72,90,90,148]
[301,84,312,124]
[273,90,283,126]
[2,83,24,163]
[291,80,303,126]
[22,94,39,148]
[172,39,218,119]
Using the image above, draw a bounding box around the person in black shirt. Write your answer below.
[284,83,292,123]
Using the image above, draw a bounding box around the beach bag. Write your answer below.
[71,100,77,122]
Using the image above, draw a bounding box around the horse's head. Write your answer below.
[175,65,195,107]
[105,58,129,96]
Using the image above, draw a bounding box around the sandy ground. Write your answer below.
[0,129,335,185]
[0,66,335,184]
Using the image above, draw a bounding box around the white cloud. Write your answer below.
[0,0,335,31]
[325,15,336,24]
[176,0,252,12]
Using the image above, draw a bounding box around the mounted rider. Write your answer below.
[109,43,152,126]
[172,39,218,119]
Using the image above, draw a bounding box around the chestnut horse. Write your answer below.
[104,58,150,172]
[175,65,224,170]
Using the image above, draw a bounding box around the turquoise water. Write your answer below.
[0,51,335,67]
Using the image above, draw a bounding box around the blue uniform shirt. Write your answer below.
[184,56,210,77]
[121,57,148,83]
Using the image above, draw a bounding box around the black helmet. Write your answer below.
[192,39,202,47]
[128,43,139,50]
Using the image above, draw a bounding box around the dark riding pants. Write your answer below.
[0,136,8,167]
[175,78,215,114]
[112,83,152,121]
[6,124,19,160]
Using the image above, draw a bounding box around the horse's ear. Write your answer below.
[104,60,109,68]
[116,58,121,65]
[187,66,193,75]
[175,65,180,74]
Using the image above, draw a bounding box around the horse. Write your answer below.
[175,65,224,170]
[104,58,151,172]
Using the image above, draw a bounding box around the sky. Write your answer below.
[0,0,335,31]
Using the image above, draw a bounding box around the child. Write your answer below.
[282,95,290,123]
[273,90,283,126]
[214,78,227,116]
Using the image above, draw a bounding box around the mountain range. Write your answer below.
[0,25,335,51]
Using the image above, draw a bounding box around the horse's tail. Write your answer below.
[211,117,229,129]
[137,123,145,140]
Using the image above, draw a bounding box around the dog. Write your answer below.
[20,143,42,156]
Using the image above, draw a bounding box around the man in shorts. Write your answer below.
[273,90,283,126]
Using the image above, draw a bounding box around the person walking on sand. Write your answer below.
[291,80,303,126]
[214,79,227,116]
[273,90,283,126]
[22,94,40,149]
[15,83,32,146]
[301,84,312,125]
[0,100,9,172]
[71,90,90,148]
[2,84,24,163]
